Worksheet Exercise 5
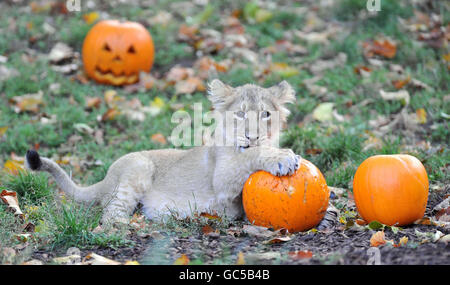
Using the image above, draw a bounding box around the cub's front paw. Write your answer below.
[262,150,301,176]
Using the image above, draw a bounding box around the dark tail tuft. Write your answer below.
[26,150,42,170]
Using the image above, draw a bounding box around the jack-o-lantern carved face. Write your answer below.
[82,20,154,86]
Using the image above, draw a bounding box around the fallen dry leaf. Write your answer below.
[101,108,120,122]
[15,233,31,243]
[392,76,411,89]
[414,217,434,225]
[166,66,194,83]
[370,231,387,247]
[265,40,307,56]
[410,78,432,91]
[227,227,243,237]
[264,236,291,244]
[30,1,52,13]
[51,63,78,74]
[194,56,229,79]
[362,131,383,151]
[415,229,445,243]
[236,252,245,265]
[48,42,74,63]
[83,252,121,265]
[74,123,94,135]
[379,89,410,105]
[151,133,167,145]
[104,90,123,108]
[53,254,81,265]
[0,126,7,138]
[224,16,245,35]
[416,108,427,124]
[139,71,157,90]
[142,96,166,117]
[0,190,24,218]
[175,77,205,95]
[439,234,450,243]
[242,224,277,239]
[354,65,372,74]
[305,148,323,155]
[363,38,397,59]
[148,11,173,27]
[394,236,408,247]
[288,250,313,260]
[199,212,222,221]
[10,91,44,113]
[3,159,25,175]
[85,97,102,109]
[0,65,19,82]
[310,53,347,75]
[433,197,450,223]
[23,222,36,233]
[74,72,90,84]
[178,24,199,42]
[312,102,334,122]
[173,254,190,265]
[21,259,44,265]
[269,62,299,78]
[354,65,372,77]
[201,225,214,235]
[245,251,281,262]
[355,219,368,226]
[123,72,158,93]
[295,30,332,45]
[83,12,99,24]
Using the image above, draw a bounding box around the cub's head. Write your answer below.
[208,79,296,148]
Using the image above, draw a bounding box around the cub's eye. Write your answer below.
[261,111,271,119]
[234,111,246,120]
[103,44,111,52]
[127,45,136,54]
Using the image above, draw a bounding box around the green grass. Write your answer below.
[3,172,52,205]
[0,0,448,264]
[156,206,235,237]
[0,206,27,264]
[47,201,132,250]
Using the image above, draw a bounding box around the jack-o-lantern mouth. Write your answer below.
[94,66,138,85]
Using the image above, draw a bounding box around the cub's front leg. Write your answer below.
[247,146,301,176]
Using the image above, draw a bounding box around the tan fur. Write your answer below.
[27,80,303,224]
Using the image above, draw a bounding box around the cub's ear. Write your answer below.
[208,79,233,110]
[270,81,296,105]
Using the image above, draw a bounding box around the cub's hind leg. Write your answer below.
[100,152,154,225]
[102,183,143,224]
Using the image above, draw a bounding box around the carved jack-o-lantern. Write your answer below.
[82,20,155,86]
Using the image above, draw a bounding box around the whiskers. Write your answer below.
[235,134,272,150]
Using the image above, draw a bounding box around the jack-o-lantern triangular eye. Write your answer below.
[127,45,136,54]
[103,44,111,52]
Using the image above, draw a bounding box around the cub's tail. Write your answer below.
[25,150,108,203]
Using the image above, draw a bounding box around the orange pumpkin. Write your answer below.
[82,20,154,86]
[353,154,429,226]
[243,159,329,232]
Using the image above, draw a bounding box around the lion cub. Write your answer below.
[26,80,336,227]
